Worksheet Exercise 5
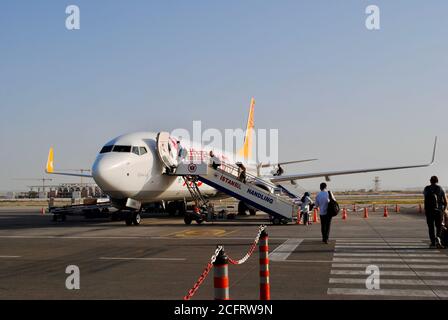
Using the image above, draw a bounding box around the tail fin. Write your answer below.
[46,147,54,173]
[238,97,255,161]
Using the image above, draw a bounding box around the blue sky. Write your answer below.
[1,0,447,191]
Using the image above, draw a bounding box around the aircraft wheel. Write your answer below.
[132,213,141,226]
[238,201,247,215]
[184,215,192,225]
[272,218,281,225]
[249,209,257,216]
[125,218,133,226]
[166,202,177,216]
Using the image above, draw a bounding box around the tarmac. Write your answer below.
[0,206,447,300]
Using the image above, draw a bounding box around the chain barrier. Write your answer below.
[183,245,223,300]
[227,225,266,265]
[182,225,267,300]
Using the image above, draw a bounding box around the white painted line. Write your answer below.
[335,245,428,249]
[336,242,425,245]
[99,257,186,261]
[334,253,442,257]
[335,249,438,253]
[424,280,448,286]
[332,263,448,270]
[332,263,409,269]
[435,290,448,298]
[0,255,21,258]
[329,278,426,286]
[416,271,448,277]
[269,239,303,261]
[331,270,416,276]
[327,288,436,297]
[333,258,448,263]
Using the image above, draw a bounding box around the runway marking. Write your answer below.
[332,263,448,270]
[167,229,233,238]
[331,270,448,277]
[333,257,448,263]
[329,278,432,286]
[334,253,442,257]
[269,239,303,261]
[327,288,436,297]
[335,249,437,253]
[99,257,186,261]
[335,245,428,249]
[0,255,21,258]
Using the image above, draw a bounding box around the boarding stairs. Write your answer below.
[169,151,299,224]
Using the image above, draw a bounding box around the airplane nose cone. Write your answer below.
[92,156,128,196]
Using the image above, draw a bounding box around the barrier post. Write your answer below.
[363,207,368,219]
[342,208,347,220]
[259,229,270,300]
[372,204,376,212]
[395,204,400,213]
[384,206,389,218]
[213,247,229,300]
[297,208,301,225]
[353,204,356,212]
[313,208,319,223]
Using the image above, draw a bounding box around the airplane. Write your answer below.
[44,98,437,225]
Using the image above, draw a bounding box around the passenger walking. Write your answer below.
[300,192,314,225]
[315,182,333,244]
[423,176,447,248]
[236,162,247,183]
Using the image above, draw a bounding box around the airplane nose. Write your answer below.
[92,156,126,194]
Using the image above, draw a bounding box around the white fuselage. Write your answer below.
[91,131,254,204]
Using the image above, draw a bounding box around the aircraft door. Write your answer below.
[156,132,179,169]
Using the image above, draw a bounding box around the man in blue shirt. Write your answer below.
[315,182,333,244]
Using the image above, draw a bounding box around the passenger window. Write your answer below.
[132,146,140,155]
[140,147,147,155]
[100,145,113,153]
[112,145,131,153]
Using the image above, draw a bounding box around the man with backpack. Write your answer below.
[423,176,448,249]
[315,182,339,244]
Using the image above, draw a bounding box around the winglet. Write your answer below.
[430,136,437,165]
[46,147,54,173]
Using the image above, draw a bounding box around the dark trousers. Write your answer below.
[425,210,443,245]
[320,214,333,242]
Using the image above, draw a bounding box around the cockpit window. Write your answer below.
[140,147,147,155]
[112,145,131,153]
[132,146,140,155]
[100,145,113,153]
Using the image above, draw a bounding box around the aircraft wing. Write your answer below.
[269,137,437,183]
[260,158,318,168]
[45,147,93,178]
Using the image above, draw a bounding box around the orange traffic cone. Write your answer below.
[363,207,368,219]
[40,208,45,215]
[342,208,347,220]
[395,204,400,213]
[313,208,319,223]
[297,209,302,225]
[384,206,389,218]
